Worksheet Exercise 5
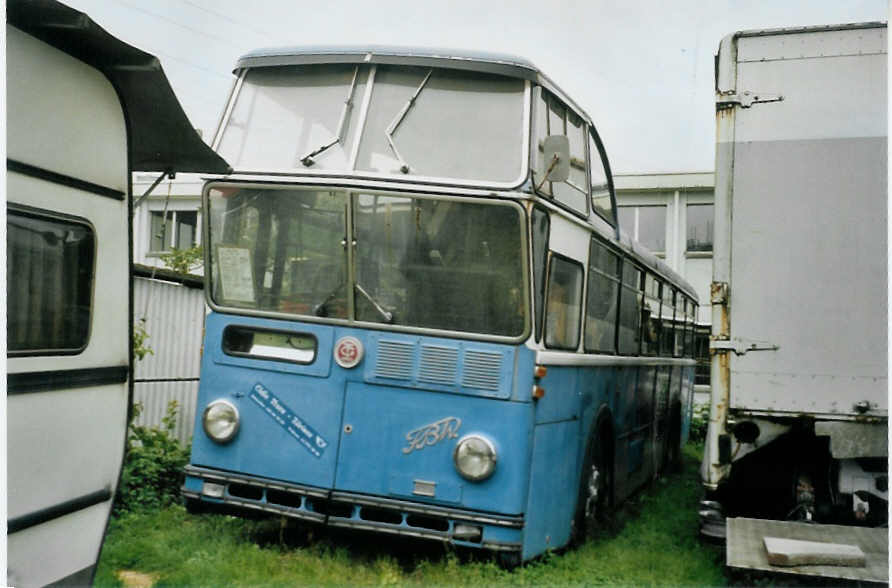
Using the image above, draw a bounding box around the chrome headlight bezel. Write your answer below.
[202,399,240,443]
[453,434,497,482]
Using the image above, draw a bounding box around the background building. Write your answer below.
[133,172,205,274]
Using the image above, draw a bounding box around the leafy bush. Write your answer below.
[114,400,191,516]
[689,402,709,444]
[160,245,203,275]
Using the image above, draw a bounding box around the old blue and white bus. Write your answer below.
[183,46,699,564]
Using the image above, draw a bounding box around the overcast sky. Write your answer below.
[61,0,886,174]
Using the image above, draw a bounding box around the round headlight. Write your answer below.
[203,399,239,443]
[453,435,497,481]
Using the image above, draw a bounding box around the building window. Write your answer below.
[686,203,713,252]
[618,205,666,254]
[150,210,198,252]
[7,208,95,354]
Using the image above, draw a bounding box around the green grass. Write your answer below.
[95,444,726,586]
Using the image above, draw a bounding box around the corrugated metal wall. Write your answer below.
[133,275,205,444]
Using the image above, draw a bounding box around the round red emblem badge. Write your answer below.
[334,336,363,368]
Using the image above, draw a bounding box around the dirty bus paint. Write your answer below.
[183,46,699,565]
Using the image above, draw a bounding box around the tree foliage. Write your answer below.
[160,245,203,275]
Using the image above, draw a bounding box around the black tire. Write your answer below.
[572,425,613,544]
[184,496,206,515]
[497,551,522,570]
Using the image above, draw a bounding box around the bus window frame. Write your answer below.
[203,182,533,345]
[530,204,551,343]
[222,324,318,365]
[660,282,676,357]
[587,125,618,230]
[640,272,662,357]
[616,256,643,356]
[214,65,532,192]
[584,235,622,355]
[543,251,585,352]
[530,86,591,220]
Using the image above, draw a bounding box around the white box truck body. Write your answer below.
[700,23,887,578]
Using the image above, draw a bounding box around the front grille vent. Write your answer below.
[419,345,459,385]
[375,340,414,380]
[461,349,503,391]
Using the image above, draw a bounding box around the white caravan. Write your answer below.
[6,1,228,585]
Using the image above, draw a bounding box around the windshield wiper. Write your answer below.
[313,283,343,317]
[354,283,393,323]
[299,66,360,167]
[385,69,433,174]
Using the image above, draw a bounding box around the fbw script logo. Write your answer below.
[334,336,363,368]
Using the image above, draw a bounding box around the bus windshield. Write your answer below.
[216,64,525,183]
[207,185,527,337]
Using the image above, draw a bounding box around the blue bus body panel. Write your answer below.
[191,314,344,488]
[335,383,532,514]
[523,364,616,558]
[524,420,579,559]
[190,312,537,517]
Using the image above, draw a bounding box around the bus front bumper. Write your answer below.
[183,465,523,553]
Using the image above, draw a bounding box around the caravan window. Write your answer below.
[7,208,95,354]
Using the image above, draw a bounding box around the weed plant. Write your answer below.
[114,400,191,516]
[689,403,710,444]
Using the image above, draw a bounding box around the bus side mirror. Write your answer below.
[542,135,570,183]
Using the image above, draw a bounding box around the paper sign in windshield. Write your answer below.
[217,246,256,303]
[250,382,328,458]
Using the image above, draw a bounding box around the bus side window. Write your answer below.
[674,295,688,357]
[589,130,615,225]
[641,273,661,356]
[660,284,675,356]
[531,207,550,342]
[687,300,698,359]
[531,88,588,216]
[617,259,641,355]
[544,254,584,350]
[584,238,620,353]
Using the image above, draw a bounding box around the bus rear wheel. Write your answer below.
[573,426,613,543]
